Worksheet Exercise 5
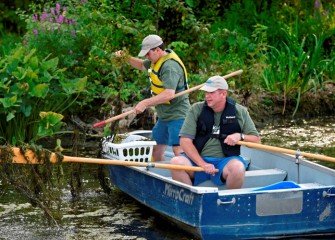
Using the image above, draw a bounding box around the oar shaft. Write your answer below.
[238,141,335,163]
[64,156,208,171]
[4,147,211,172]
[93,69,243,128]
[93,109,135,127]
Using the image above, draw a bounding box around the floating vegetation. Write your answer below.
[0,144,65,225]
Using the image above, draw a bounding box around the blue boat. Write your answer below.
[102,130,335,240]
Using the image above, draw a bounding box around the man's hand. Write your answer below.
[201,163,216,175]
[134,100,148,114]
[224,133,241,146]
[114,50,122,57]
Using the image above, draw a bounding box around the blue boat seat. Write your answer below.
[252,181,301,191]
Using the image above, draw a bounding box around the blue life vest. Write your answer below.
[193,98,242,156]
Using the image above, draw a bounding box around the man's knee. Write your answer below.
[170,156,183,165]
[223,159,245,179]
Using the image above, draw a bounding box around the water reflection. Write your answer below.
[0,117,334,239]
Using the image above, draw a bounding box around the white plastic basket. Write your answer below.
[102,134,156,162]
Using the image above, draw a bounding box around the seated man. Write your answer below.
[170,76,261,189]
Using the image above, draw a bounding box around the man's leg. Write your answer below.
[152,144,168,161]
[222,159,245,189]
[168,119,185,157]
[170,155,193,185]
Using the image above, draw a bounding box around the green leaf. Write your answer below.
[29,56,39,70]
[0,95,17,108]
[26,68,39,80]
[30,83,49,98]
[61,76,87,94]
[24,49,37,63]
[37,111,64,138]
[39,111,64,127]
[21,104,32,117]
[12,67,27,80]
[6,111,15,121]
[185,0,194,7]
[43,69,52,82]
[40,57,59,72]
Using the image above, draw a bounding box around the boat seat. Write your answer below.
[197,168,288,189]
[242,168,287,188]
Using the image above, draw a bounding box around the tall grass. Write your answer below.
[262,26,334,116]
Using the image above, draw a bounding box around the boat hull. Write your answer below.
[103,132,335,239]
[108,164,335,239]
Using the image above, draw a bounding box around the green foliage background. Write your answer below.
[0,0,334,145]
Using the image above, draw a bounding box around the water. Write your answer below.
[1,116,334,240]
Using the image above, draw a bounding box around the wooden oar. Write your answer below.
[93,69,243,128]
[2,147,213,172]
[238,141,335,163]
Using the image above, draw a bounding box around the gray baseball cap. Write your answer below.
[138,35,163,57]
[200,76,228,92]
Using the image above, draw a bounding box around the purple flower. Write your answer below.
[51,8,55,15]
[69,50,73,54]
[32,29,38,35]
[33,14,38,21]
[40,12,48,22]
[23,40,27,46]
[56,3,61,15]
[56,15,64,24]
[315,0,320,8]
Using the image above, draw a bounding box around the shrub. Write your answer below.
[0,47,87,145]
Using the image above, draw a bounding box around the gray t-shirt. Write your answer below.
[180,101,259,158]
[144,54,190,121]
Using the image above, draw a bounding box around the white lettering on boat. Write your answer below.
[163,183,194,205]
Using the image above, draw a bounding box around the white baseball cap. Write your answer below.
[200,76,229,92]
[138,35,164,57]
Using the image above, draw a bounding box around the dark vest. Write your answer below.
[194,98,241,157]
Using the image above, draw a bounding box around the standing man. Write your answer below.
[170,76,261,189]
[115,34,190,161]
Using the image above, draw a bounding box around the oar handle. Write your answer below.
[93,69,243,128]
[174,69,243,98]
[237,141,335,163]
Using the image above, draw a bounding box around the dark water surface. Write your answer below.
[0,116,334,240]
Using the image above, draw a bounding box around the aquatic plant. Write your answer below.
[0,144,65,225]
[0,47,87,145]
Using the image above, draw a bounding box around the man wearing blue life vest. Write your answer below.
[170,76,261,189]
[115,35,190,161]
